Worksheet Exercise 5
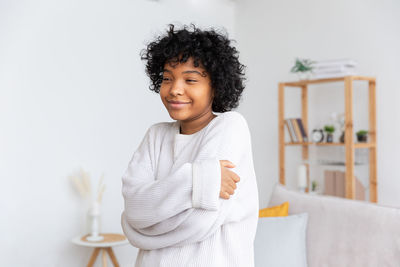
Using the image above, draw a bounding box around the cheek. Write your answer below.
[191,85,212,103]
[159,86,167,98]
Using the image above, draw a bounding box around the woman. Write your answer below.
[121,23,259,267]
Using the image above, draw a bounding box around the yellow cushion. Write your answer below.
[259,201,289,217]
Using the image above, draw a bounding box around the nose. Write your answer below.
[169,80,185,96]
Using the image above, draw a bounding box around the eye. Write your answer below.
[162,77,171,81]
[186,79,197,83]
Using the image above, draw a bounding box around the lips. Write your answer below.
[167,99,191,109]
[168,100,191,104]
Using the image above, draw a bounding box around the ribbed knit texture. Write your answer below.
[121,111,259,267]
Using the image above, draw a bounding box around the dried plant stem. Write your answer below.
[97,184,106,203]
[70,175,86,197]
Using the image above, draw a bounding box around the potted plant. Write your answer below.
[310,180,318,195]
[356,130,368,142]
[290,58,315,80]
[324,125,335,143]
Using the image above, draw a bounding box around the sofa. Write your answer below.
[261,183,400,267]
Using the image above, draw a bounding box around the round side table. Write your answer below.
[71,233,129,267]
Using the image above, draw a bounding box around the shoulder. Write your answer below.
[220,111,252,151]
[145,121,175,137]
[214,111,252,162]
[201,111,250,136]
[221,111,248,125]
[202,111,251,148]
[148,121,172,132]
[133,121,173,158]
[219,111,250,134]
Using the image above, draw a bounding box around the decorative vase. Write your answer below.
[86,201,104,241]
[357,134,368,142]
[297,71,312,81]
[297,164,307,192]
[326,133,334,143]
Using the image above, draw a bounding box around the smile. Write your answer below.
[167,100,191,109]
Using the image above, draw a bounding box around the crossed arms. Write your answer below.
[121,113,253,249]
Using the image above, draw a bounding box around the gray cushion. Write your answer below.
[255,213,308,267]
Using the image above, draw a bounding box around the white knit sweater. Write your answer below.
[121,111,259,267]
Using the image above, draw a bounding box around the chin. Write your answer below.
[166,109,190,121]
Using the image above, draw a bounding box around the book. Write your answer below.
[313,71,357,79]
[324,170,335,196]
[296,118,308,142]
[286,119,298,142]
[335,171,346,198]
[313,58,358,69]
[284,120,294,142]
[291,118,303,142]
[312,59,358,79]
[313,65,356,74]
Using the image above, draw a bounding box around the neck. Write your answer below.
[179,110,217,135]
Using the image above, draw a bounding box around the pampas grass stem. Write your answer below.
[97,184,106,203]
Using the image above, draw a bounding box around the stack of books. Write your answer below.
[312,59,358,79]
[284,118,308,143]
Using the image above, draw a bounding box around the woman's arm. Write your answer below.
[121,122,223,230]
[122,112,258,250]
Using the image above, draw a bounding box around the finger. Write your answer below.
[227,179,237,189]
[223,179,236,189]
[231,184,237,191]
[220,191,230,199]
[226,169,240,182]
[232,174,240,183]
[224,186,235,195]
[220,160,236,168]
[224,191,231,199]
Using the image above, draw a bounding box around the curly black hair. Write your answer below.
[139,23,247,113]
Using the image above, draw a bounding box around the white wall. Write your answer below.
[0,0,235,266]
[235,0,400,207]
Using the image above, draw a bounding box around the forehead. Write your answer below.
[163,57,208,77]
[164,56,205,70]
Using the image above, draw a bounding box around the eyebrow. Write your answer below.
[163,69,203,75]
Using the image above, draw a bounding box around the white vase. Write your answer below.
[297,164,307,192]
[86,201,104,241]
[297,71,312,80]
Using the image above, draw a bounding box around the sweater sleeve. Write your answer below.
[121,123,223,230]
[121,112,258,250]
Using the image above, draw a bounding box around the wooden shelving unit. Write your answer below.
[278,75,377,202]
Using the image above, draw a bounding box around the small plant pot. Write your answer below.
[326,133,334,143]
[297,71,312,80]
[357,134,368,142]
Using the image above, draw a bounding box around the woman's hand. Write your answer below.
[219,160,240,199]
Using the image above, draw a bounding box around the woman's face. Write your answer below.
[160,56,214,122]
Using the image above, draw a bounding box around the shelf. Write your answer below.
[285,142,376,148]
[278,75,377,202]
[281,75,375,87]
[303,159,368,166]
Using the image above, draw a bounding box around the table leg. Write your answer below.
[105,247,119,267]
[87,248,100,267]
[102,248,108,267]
